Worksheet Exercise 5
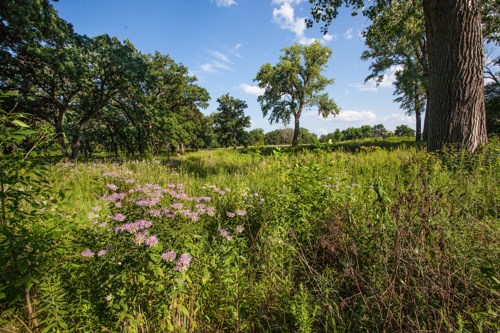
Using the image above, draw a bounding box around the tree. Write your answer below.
[255,41,339,146]
[307,0,488,152]
[360,1,427,142]
[1,0,87,157]
[395,124,416,137]
[372,124,387,137]
[485,82,500,135]
[246,128,265,146]
[68,35,147,159]
[212,94,251,149]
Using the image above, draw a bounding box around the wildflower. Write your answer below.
[99,222,108,228]
[88,212,99,219]
[162,251,177,262]
[91,206,102,211]
[206,207,216,217]
[81,249,94,257]
[235,225,245,234]
[107,183,119,191]
[114,202,122,208]
[134,232,148,245]
[148,209,162,217]
[175,253,192,272]
[226,212,236,218]
[235,209,247,216]
[97,249,107,257]
[171,203,184,210]
[144,235,158,247]
[105,294,113,302]
[112,213,126,221]
[218,227,233,241]
[125,179,136,184]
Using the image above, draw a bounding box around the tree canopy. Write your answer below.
[255,41,339,146]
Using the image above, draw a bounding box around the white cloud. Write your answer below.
[211,51,232,63]
[315,128,329,136]
[384,113,414,123]
[229,43,243,58]
[342,28,353,40]
[240,83,265,96]
[323,33,337,42]
[272,2,316,45]
[298,36,318,45]
[272,0,304,4]
[201,63,217,73]
[212,0,237,7]
[200,48,240,73]
[305,110,377,122]
[353,65,403,92]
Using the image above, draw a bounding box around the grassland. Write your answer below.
[1,139,499,332]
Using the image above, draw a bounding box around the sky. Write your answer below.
[52,0,416,136]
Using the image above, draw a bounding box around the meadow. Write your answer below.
[1,140,499,332]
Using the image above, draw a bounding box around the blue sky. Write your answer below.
[53,0,416,135]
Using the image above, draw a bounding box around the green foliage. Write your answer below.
[485,82,500,136]
[255,41,339,146]
[2,138,497,331]
[212,94,251,149]
[395,124,416,137]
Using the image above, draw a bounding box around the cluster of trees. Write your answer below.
[1,0,498,159]
[1,1,219,159]
[0,0,258,159]
[319,124,414,143]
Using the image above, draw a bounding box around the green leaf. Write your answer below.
[11,119,30,128]
[178,304,190,317]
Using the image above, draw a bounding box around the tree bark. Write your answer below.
[414,84,422,142]
[292,112,300,146]
[423,0,487,153]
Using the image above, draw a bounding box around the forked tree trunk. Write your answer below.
[423,0,487,152]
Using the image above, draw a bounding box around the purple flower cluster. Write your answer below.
[81,249,94,257]
[143,235,158,247]
[218,227,233,241]
[235,225,245,234]
[235,209,247,216]
[112,213,126,222]
[115,219,152,233]
[135,198,160,207]
[175,253,192,272]
[162,251,177,261]
[106,183,119,191]
[101,192,126,202]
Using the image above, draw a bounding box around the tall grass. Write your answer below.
[1,140,498,332]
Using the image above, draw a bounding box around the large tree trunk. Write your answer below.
[423,0,487,153]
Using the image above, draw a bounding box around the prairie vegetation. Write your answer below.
[1,139,498,332]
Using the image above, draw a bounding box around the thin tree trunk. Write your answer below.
[423,0,487,152]
[292,112,301,146]
[55,108,68,158]
[414,83,422,142]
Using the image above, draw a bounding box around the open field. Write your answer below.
[1,139,499,332]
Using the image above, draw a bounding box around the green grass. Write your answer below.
[1,139,499,332]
